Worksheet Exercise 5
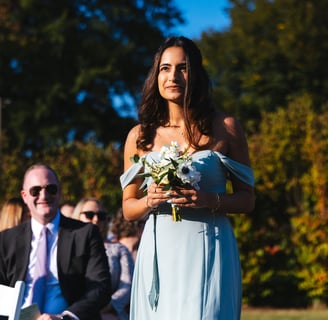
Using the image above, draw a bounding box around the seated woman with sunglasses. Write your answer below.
[72,198,134,320]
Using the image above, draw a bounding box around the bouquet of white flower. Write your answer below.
[132,141,201,221]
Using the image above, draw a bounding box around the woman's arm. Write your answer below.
[221,115,255,213]
[122,125,153,221]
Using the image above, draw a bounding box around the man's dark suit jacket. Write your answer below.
[0,214,111,320]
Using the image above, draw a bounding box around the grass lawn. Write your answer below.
[241,308,328,320]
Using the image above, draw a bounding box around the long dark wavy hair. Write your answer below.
[137,36,216,151]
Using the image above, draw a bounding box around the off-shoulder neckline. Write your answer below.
[144,149,218,157]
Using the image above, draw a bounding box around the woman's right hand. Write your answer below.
[145,183,171,209]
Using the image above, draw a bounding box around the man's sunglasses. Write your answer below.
[81,211,107,221]
[29,184,58,197]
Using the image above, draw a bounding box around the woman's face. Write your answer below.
[79,200,106,227]
[158,46,187,105]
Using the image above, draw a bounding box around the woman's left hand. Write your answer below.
[167,187,216,209]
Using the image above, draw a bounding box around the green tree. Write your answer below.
[290,101,328,304]
[199,0,328,130]
[237,94,328,306]
[0,0,183,154]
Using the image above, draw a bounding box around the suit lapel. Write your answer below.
[16,222,32,280]
[57,215,74,273]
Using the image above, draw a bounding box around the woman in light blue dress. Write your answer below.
[120,36,255,320]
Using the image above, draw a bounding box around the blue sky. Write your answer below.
[172,0,231,38]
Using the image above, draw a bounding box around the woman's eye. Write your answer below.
[160,66,169,72]
[179,65,187,72]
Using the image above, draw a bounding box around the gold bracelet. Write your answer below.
[211,194,221,213]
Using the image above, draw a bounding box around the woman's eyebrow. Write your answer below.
[160,62,171,67]
[160,62,186,67]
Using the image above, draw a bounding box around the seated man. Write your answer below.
[0,163,111,320]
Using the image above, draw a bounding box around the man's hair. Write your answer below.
[23,163,59,187]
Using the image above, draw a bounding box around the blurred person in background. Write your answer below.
[60,201,75,218]
[109,208,145,261]
[0,196,30,231]
[73,198,134,320]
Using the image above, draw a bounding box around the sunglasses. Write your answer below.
[81,211,107,221]
[29,184,58,197]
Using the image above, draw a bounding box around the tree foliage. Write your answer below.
[198,0,328,130]
[237,94,328,306]
[0,0,183,153]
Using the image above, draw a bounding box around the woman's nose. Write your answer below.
[168,69,179,81]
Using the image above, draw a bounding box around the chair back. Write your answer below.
[0,281,25,320]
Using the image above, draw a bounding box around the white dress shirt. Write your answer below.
[22,211,71,315]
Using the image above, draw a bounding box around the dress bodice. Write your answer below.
[120,150,255,191]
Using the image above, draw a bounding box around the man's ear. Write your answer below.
[20,189,27,203]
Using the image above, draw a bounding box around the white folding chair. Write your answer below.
[0,281,25,320]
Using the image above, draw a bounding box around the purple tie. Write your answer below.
[32,226,48,313]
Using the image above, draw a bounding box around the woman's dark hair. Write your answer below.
[137,36,215,151]
[110,208,141,239]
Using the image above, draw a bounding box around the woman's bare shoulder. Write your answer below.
[215,111,244,137]
[211,111,249,161]
[126,124,141,139]
[123,124,144,170]
[124,125,141,149]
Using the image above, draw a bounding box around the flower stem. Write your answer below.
[171,204,182,222]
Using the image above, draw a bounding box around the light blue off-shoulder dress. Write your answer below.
[120,150,255,320]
